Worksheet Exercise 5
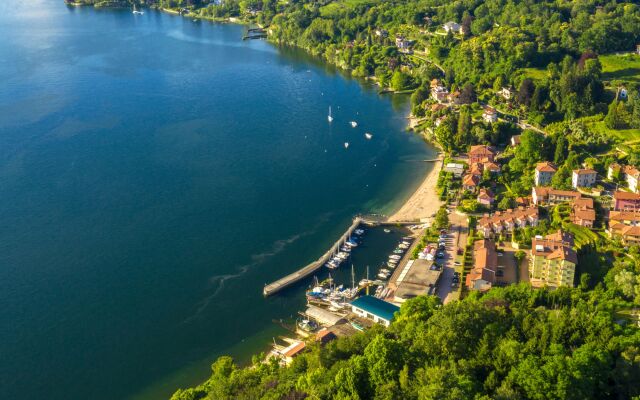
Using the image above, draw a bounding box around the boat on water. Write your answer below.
[354,228,365,235]
[398,244,409,249]
[344,142,349,149]
[365,133,373,139]
[387,261,398,268]
[377,271,390,279]
[393,249,404,254]
[345,240,358,248]
[341,245,351,252]
[328,106,333,123]
[384,228,391,233]
[389,255,401,260]
[132,5,144,14]
[350,121,358,128]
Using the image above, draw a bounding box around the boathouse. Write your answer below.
[350,296,399,327]
[305,305,345,326]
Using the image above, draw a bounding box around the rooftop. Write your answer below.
[536,161,557,173]
[351,295,400,322]
[573,168,597,175]
[614,191,640,201]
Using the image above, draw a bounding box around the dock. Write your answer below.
[263,218,364,296]
[263,217,417,296]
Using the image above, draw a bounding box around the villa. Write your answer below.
[572,169,597,189]
[534,162,557,186]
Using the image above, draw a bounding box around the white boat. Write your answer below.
[344,142,349,149]
[365,133,372,139]
[387,262,397,268]
[377,272,390,279]
[384,229,391,233]
[328,106,333,123]
[389,255,401,260]
[380,268,390,274]
[132,6,144,14]
[350,121,358,128]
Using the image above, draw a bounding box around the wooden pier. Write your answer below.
[263,218,363,296]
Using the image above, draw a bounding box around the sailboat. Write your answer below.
[344,142,349,149]
[350,121,358,128]
[365,133,373,139]
[327,106,333,123]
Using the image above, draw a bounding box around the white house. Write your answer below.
[443,21,462,34]
[572,169,597,189]
[535,162,557,186]
[482,107,497,123]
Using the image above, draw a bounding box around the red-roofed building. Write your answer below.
[477,206,539,238]
[530,230,577,287]
[462,174,480,192]
[535,162,557,186]
[572,169,597,188]
[468,145,496,164]
[571,197,595,228]
[466,239,497,291]
[608,210,640,245]
[613,191,640,211]
[477,188,495,206]
[532,187,582,205]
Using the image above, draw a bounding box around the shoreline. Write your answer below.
[387,155,443,223]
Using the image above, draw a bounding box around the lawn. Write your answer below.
[600,53,640,84]
[521,67,548,83]
[319,0,379,17]
[587,120,640,143]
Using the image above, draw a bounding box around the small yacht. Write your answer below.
[344,142,349,149]
[389,255,401,260]
[365,133,373,139]
[350,121,358,128]
[393,249,404,254]
[328,106,333,123]
[384,229,391,233]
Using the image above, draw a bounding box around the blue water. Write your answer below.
[0,1,435,399]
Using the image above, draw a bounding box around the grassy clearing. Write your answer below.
[587,120,640,143]
[600,53,640,84]
[521,67,548,82]
[319,0,379,17]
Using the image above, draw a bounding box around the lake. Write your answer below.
[0,1,435,399]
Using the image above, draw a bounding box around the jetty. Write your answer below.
[263,216,416,296]
[263,218,364,296]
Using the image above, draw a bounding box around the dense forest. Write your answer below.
[171,281,640,400]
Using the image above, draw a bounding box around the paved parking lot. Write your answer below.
[436,211,468,304]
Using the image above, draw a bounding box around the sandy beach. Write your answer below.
[387,157,444,223]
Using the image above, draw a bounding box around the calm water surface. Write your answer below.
[0,1,435,399]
